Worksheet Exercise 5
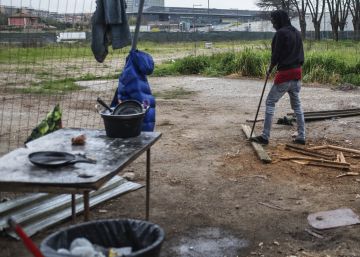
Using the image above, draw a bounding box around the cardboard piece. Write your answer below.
[308,208,360,230]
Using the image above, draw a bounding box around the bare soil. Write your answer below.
[1,76,360,257]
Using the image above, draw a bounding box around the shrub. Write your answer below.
[173,55,209,74]
[303,54,347,75]
[235,48,267,77]
[342,73,360,86]
[153,63,179,76]
[303,65,341,85]
[213,52,237,75]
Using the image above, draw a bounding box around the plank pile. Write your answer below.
[282,144,360,172]
[287,108,360,122]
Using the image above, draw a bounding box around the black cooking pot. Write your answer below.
[100,109,146,138]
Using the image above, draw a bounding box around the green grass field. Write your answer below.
[0,40,359,94]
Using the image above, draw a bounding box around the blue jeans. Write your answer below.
[261,80,305,141]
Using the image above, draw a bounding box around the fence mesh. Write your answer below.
[0,1,359,155]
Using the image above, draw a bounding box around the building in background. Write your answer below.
[8,12,45,29]
[126,0,165,12]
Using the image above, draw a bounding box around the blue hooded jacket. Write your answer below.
[112,50,156,131]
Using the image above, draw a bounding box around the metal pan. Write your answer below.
[28,151,96,168]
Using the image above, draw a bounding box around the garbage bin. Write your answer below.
[40,219,165,257]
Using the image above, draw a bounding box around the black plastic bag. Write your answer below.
[40,219,165,257]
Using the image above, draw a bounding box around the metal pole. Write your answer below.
[71,194,76,222]
[83,191,90,221]
[132,0,146,51]
[250,73,269,139]
[146,149,151,221]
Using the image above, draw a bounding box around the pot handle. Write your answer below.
[143,105,150,114]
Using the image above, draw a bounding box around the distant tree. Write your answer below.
[256,0,293,12]
[327,0,341,41]
[349,0,360,39]
[307,0,326,40]
[338,0,350,31]
[0,13,8,25]
[291,0,308,38]
[256,0,308,38]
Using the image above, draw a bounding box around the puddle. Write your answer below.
[168,227,249,257]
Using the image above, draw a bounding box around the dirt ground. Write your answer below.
[1,76,360,257]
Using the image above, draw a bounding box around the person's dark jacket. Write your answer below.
[270,10,304,71]
[91,0,132,63]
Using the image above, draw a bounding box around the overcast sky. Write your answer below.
[0,0,259,13]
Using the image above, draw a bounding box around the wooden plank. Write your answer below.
[241,124,272,163]
[281,156,350,169]
[308,145,328,150]
[307,160,350,170]
[327,145,360,155]
[285,144,334,160]
[281,156,346,164]
[339,152,347,163]
[309,145,360,155]
[336,172,359,178]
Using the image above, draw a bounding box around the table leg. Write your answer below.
[146,148,151,221]
[71,194,76,222]
[83,191,90,221]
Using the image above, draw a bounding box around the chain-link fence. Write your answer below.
[1,1,359,155]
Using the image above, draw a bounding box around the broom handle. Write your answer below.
[8,218,45,257]
[132,0,146,50]
[250,73,269,139]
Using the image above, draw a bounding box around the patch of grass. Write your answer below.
[65,65,80,71]
[17,78,82,94]
[16,67,33,74]
[207,52,237,76]
[303,65,341,85]
[235,48,268,77]
[152,63,180,76]
[342,73,360,86]
[154,87,196,99]
[173,55,209,74]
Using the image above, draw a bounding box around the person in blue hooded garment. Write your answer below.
[111,49,156,132]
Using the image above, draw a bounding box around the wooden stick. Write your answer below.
[285,144,334,160]
[339,152,347,163]
[309,145,360,155]
[327,145,360,155]
[281,156,344,164]
[336,172,360,178]
[307,160,350,170]
[282,156,350,169]
[308,145,328,150]
[336,154,341,163]
[246,118,264,123]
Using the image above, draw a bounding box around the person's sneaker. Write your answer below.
[293,138,306,145]
[250,136,269,145]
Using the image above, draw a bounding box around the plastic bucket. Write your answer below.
[40,219,165,257]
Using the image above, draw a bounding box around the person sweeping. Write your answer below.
[251,10,306,145]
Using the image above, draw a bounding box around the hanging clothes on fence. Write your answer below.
[91,0,131,63]
[111,49,156,132]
